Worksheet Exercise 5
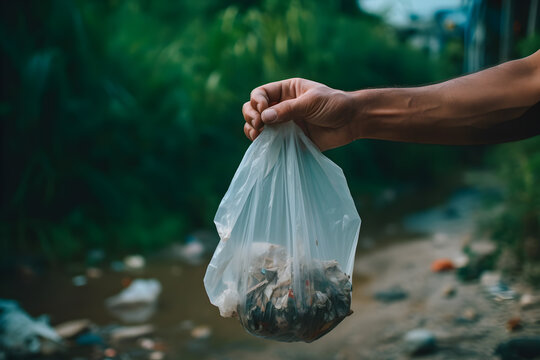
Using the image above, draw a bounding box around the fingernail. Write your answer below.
[261,108,277,123]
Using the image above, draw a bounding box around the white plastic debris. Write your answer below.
[0,299,62,356]
[124,255,146,270]
[105,279,162,323]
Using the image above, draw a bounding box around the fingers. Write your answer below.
[250,78,302,114]
[261,98,300,124]
[242,101,263,130]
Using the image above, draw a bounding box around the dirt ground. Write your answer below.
[218,234,540,360]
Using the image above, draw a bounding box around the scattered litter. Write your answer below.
[0,299,63,356]
[124,255,146,270]
[54,319,91,339]
[442,284,456,298]
[72,275,87,287]
[495,337,540,360]
[106,279,161,323]
[480,271,516,301]
[76,332,105,346]
[138,338,155,350]
[190,325,212,340]
[506,317,523,332]
[149,351,165,360]
[404,329,437,356]
[430,258,455,272]
[86,267,103,279]
[374,286,408,303]
[174,240,205,265]
[521,293,540,310]
[104,348,116,357]
[455,308,479,324]
[109,325,155,342]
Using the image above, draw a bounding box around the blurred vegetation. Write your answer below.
[480,36,540,285]
[0,0,484,261]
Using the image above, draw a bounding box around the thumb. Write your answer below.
[261,98,299,124]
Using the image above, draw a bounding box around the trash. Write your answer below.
[124,255,146,270]
[86,267,103,279]
[455,308,479,323]
[521,293,540,310]
[480,271,516,301]
[104,348,116,357]
[374,286,408,303]
[430,258,455,272]
[106,279,161,323]
[109,324,155,342]
[138,338,155,350]
[72,275,88,287]
[442,284,456,298]
[173,240,205,265]
[191,325,212,340]
[76,332,105,346]
[506,317,523,332]
[54,319,92,339]
[494,337,540,360]
[150,351,165,360]
[404,329,437,356]
[204,122,360,343]
[0,299,63,356]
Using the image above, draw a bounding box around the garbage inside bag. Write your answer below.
[238,244,352,342]
[204,122,361,343]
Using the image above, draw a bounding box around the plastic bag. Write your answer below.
[204,121,361,342]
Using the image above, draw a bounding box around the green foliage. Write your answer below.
[484,137,540,279]
[1,0,460,261]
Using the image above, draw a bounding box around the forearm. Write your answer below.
[352,51,540,145]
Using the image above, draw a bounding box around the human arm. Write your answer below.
[243,50,540,150]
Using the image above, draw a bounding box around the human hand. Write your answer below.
[242,78,357,151]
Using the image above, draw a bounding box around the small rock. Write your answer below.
[191,325,212,340]
[431,258,454,272]
[72,275,87,287]
[506,317,523,332]
[110,325,155,341]
[138,338,155,350]
[521,293,540,310]
[373,286,408,303]
[149,351,165,360]
[54,319,91,339]
[442,284,456,298]
[404,329,437,355]
[124,255,146,270]
[86,268,103,279]
[454,308,479,324]
[495,337,540,360]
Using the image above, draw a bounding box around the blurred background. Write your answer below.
[0,0,539,359]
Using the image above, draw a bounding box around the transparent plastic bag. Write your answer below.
[204,121,361,342]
